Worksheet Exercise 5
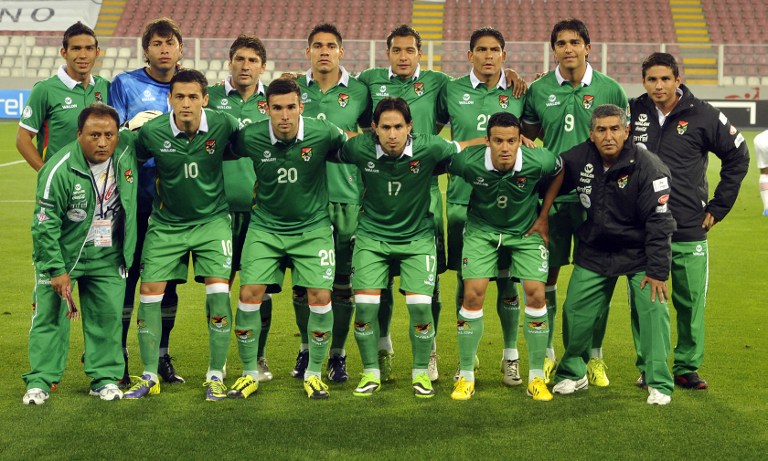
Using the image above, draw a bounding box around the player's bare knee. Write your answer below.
[307,288,332,306]
[240,284,267,304]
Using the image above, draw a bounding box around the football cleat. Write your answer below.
[352,373,381,397]
[450,377,475,401]
[291,350,309,379]
[552,375,589,395]
[647,387,672,405]
[123,374,160,399]
[674,372,708,390]
[587,357,610,387]
[636,372,648,390]
[23,388,49,405]
[527,377,553,401]
[304,375,330,399]
[378,350,395,382]
[327,355,349,383]
[257,357,273,382]
[158,354,185,383]
[501,359,523,386]
[204,376,227,401]
[412,372,435,399]
[227,376,259,399]
[89,383,123,401]
[428,352,439,382]
[543,357,557,384]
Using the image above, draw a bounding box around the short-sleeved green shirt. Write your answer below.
[340,133,459,243]
[299,67,370,205]
[136,109,240,225]
[437,71,525,205]
[207,79,268,212]
[449,144,560,234]
[19,65,109,161]
[234,116,347,234]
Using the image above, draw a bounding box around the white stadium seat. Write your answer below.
[117,47,132,58]
[45,46,59,57]
[105,48,118,58]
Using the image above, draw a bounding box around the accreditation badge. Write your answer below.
[93,219,113,247]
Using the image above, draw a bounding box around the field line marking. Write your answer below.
[0,160,26,167]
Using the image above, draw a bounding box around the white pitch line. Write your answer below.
[0,160,26,167]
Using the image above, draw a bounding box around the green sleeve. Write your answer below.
[135,129,152,163]
[20,81,48,132]
[436,82,450,125]
[434,135,460,162]
[32,162,67,276]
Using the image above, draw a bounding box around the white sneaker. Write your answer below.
[501,359,523,386]
[552,375,589,394]
[647,387,671,405]
[89,383,123,401]
[428,352,439,382]
[258,357,273,382]
[23,388,49,405]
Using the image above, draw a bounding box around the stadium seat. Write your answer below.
[0,68,9,77]
[205,70,218,81]
[734,76,748,86]
[720,76,734,86]
[45,46,59,57]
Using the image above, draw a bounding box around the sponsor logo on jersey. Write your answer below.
[161,140,175,153]
[376,85,389,97]
[617,174,629,189]
[301,92,309,102]
[124,168,133,183]
[354,321,372,334]
[528,320,547,331]
[337,93,349,108]
[311,330,329,343]
[579,193,591,208]
[36,211,49,223]
[634,133,648,143]
[205,140,216,155]
[413,82,424,96]
[235,329,255,341]
[658,194,669,205]
[62,96,77,110]
[639,113,648,123]
[580,164,594,183]
[693,244,705,256]
[457,320,471,332]
[211,316,229,329]
[730,125,738,136]
[473,177,487,187]
[221,98,228,106]
[546,94,560,107]
[576,185,592,194]
[515,176,527,188]
[414,323,432,337]
[323,267,333,280]
[301,147,312,161]
[365,161,379,173]
[257,101,268,114]
[22,106,32,119]
[94,92,103,103]
[499,94,509,108]
[459,93,474,105]
[38,197,55,208]
[582,95,594,109]
[141,89,156,102]
[677,120,688,135]
[409,160,420,174]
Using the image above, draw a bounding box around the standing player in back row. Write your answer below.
[294,23,371,383]
[437,27,526,388]
[521,18,628,387]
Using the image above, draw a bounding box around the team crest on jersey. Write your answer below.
[354,321,372,334]
[515,176,527,188]
[499,95,509,109]
[583,95,594,109]
[677,120,688,135]
[617,174,629,189]
[205,139,216,155]
[124,168,134,184]
[457,320,471,331]
[311,330,329,343]
[414,323,433,336]
[338,93,349,108]
[409,160,420,174]
[257,101,268,114]
[301,147,313,161]
[211,316,229,328]
[528,320,547,330]
[235,329,254,341]
[462,257,468,268]
[94,92,103,103]
[414,82,424,96]
[36,211,48,223]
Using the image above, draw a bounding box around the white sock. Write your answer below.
[760,174,768,211]
[378,335,393,353]
[546,347,556,361]
[362,368,381,380]
[459,370,475,382]
[529,369,544,381]
[206,370,223,381]
[503,348,519,361]
[159,347,168,356]
[590,348,603,359]
[300,343,308,352]
[243,370,260,380]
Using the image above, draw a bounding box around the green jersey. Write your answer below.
[136,109,239,225]
[358,65,449,135]
[19,65,109,161]
[299,67,370,205]
[340,133,459,243]
[207,79,268,212]
[234,116,347,234]
[437,71,525,205]
[522,64,628,155]
[449,144,560,234]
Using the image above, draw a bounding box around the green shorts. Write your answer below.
[240,226,335,289]
[230,211,250,272]
[141,215,233,283]
[352,234,437,296]
[430,182,447,274]
[461,227,548,282]
[548,201,586,268]
[329,202,360,277]
[446,202,468,271]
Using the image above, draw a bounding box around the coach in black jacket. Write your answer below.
[532,104,676,405]
[629,53,749,390]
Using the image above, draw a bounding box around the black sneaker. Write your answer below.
[327,355,349,383]
[291,350,309,379]
[674,371,708,390]
[158,354,185,383]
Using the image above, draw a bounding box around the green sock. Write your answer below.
[330,292,354,352]
[307,302,333,375]
[137,295,162,375]
[293,290,310,344]
[257,294,272,358]
[236,300,262,371]
[545,286,557,349]
[407,295,435,369]
[524,307,549,378]
[431,276,442,333]
[377,280,394,338]
[353,294,380,370]
[496,278,520,349]
[457,307,484,371]
[206,285,232,372]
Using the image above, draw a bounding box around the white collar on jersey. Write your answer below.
[388,64,421,81]
[375,136,413,159]
[556,62,594,87]
[57,65,96,90]
[306,66,351,87]
[485,145,523,172]
[170,108,209,137]
[225,76,265,96]
[269,115,305,144]
[470,69,507,90]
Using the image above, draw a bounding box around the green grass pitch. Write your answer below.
[0,120,766,459]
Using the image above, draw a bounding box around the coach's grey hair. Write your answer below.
[590,104,627,130]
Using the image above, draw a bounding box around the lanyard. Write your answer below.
[89,157,112,218]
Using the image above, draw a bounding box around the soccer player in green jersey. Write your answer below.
[206,35,274,391]
[123,70,240,401]
[437,27,527,388]
[17,22,108,171]
[448,112,559,402]
[291,24,371,383]
[339,97,480,398]
[521,18,628,386]
[234,78,349,400]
